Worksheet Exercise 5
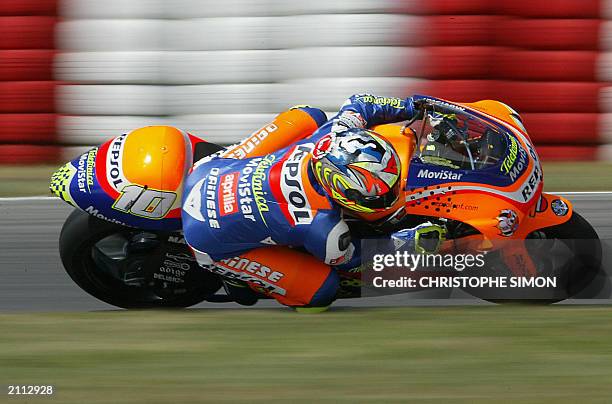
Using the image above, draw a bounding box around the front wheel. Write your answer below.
[59,209,222,309]
[530,211,605,300]
[466,212,604,304]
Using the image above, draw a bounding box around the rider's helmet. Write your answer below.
[310,128,402,213]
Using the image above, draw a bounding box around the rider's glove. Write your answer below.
[409,97,428,121]
[391,222,446,254]
[331,111,366,133]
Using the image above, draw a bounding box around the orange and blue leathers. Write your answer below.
[181,94,418,306]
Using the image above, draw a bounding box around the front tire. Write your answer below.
[59,209,222,309]
[534,211,605,300]
[466,212,604,304]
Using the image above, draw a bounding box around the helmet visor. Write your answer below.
[345,179,401,210]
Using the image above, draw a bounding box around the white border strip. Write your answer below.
[555,191,612,195]
[0,196,56,201]
[1,191,612,202]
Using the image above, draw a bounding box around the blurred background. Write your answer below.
[1,0,612,190]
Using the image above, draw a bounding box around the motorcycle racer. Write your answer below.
[51,91,602,310]
[182,94,443,309]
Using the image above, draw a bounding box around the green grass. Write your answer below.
[1,162,612,197]
[1,306,612,403]
[542,162,612,191]
[0,165,57,197]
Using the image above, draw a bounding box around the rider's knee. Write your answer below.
[307,270,340,307]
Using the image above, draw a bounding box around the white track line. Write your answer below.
[555,191,612,195]
[0,196,55,201]
[1,192,612,202]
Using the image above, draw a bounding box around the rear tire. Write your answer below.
[59,209,222,309]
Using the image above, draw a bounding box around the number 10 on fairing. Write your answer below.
[112,185,177,219]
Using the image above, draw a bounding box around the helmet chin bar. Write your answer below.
[345,184,400,210]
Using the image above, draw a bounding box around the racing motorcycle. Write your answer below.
[50,95,603,308]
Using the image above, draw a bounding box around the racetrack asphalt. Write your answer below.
[1,194,611,312]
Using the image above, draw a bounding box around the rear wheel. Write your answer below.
[59,209,222,309]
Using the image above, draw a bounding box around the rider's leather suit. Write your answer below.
[182,94,418,307]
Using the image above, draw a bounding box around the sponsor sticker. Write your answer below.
[417,168,464,181]
[205,167,221,228]
[280,144,314,226]
[168,235,186,244]
[112,185,176,219]
[357,95,405,109]
[223,124,279,159]
[183,178,206,222]
[260,237,277,245]
[238,158,261,222]
[252,155,275,225]
[219,172,239,216]
[500,136,529,182]
[220,257,284,283]
[497,209,519,237]
[214,257,286,296]
[551,199,569,216]
[312,134,334,159]
[85,205,129,227]
[76,148,97,193]
[520,164,541,202]
[106,134,128,191]
[183,168,222,227]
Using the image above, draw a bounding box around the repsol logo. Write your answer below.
[521,165,542,202]
[417,169,463,181]
[107,134,127,189]
[281,144,314,225]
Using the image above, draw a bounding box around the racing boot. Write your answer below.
[222,279,259,306]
